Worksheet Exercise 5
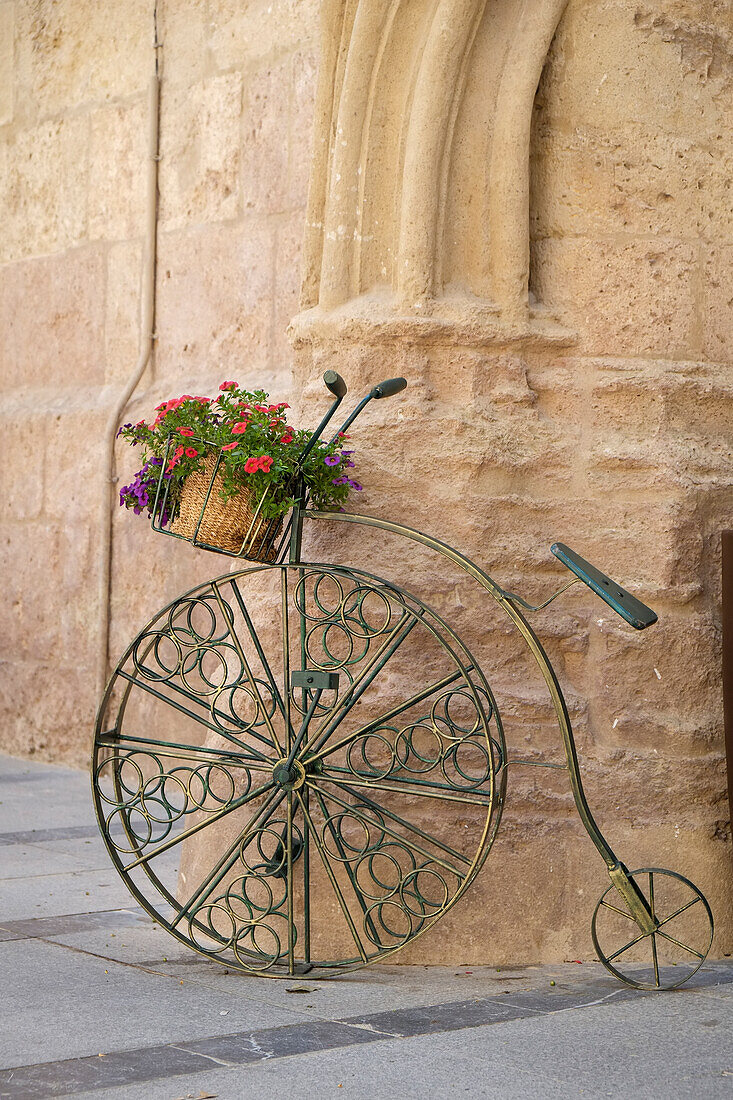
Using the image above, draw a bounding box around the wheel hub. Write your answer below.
[272,757,306,791]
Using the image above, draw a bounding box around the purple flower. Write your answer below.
[324,455,341,466]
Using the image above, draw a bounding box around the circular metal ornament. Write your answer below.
[92,564,505,976]
[591,867,714,990]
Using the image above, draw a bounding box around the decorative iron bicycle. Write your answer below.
[93,372,714,990]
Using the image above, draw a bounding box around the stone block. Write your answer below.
[0,413,45,520]
[15,0,150,115]
[274,211,305,369]
[159,72,242,232]
[0,657,97,766]
[154,220,275,378]
[0,2,14,126]
[703,244,733,363]
[531,125,732,241]
[207,0,320,68]
[546,1,730,139]
[0,519,97,667]
[43,406,107,521]
[105,241,144,385]
[0,248,106,390]
[158,0,208,87]
[0,115,89,263]
[241,58,291,215]
[88,100,148,242]
[531,238,698,358]
[288,49,317,210]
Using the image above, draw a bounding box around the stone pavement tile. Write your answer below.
[0,865,139,921]
[0,906,147,943]
[22,975,733,1100]
[0,841,109,879]
[0,826,98,847]
[0,937,312,1069]
[177,1019,382,1064]
[0,757,93,832]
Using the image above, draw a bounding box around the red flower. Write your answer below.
[244,457,260,473]
[221,441,238,451]
[174,446,185,458]
[258,455,273,473]
[185,447,198,458]
[179,427,194,437]
[219,381,237,391]
[231,421,248,434]
[280,432,293,444]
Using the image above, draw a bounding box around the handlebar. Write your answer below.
[370,377,407,399]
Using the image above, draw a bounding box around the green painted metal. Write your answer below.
[93,464,714,990]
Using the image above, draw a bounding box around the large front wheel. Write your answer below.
[92,564,506,975]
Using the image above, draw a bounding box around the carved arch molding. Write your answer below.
[294,0,568,342]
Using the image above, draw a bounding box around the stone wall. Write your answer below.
[0,0,731,963]
[0,0,318,759]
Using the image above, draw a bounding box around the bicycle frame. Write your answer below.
[292,504,657,932]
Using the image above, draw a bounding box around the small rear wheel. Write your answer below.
[591,867,713,990]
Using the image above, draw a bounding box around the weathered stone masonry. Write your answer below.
[0,0,731,962]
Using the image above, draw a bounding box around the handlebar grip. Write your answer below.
[323,370,347,399]
[370,377,407,399]
[551,543,658,630]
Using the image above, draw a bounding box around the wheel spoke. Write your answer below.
[281,569,293,756]
[651,932,661,987]
[122,778,277,871]
[104,734,273,772]
[307,668,469,765]
[172,785,286,930]
[117,670,275,763]
[211,580,287,757]
[600,898,637,922]
[655,928,705,960]
[310,786,383,948]
[318,769,492,807]
[230,577,290,730]
[605,928,650,962]
[286,791,295,975]
[656,896,701,930]
[312,780,469,875]
[294,789,369,963]
[305,611,420,756]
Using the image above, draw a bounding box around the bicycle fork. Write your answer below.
[497,592,658,936]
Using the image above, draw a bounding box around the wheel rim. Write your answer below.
[591,867,714,990]
[92,564,506,975]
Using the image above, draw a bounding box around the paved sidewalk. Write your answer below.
[1,751,732,1099]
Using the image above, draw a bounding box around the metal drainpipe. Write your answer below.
[96,18,161,701]
[723,530,733,853]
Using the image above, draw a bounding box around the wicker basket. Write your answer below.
[169,456,282,561]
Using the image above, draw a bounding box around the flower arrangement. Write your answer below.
[117,381,361,533]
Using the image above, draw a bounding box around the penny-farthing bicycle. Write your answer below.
[93,372,714,990]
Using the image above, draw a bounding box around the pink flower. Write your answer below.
[258,455,273,473]
[244,457,260,473]
[221,441,238,451]
[174,446,185,458]
[231,421,249,434]
[185,447,198,458]
[219,381,238,391]
[179,427,194,437]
